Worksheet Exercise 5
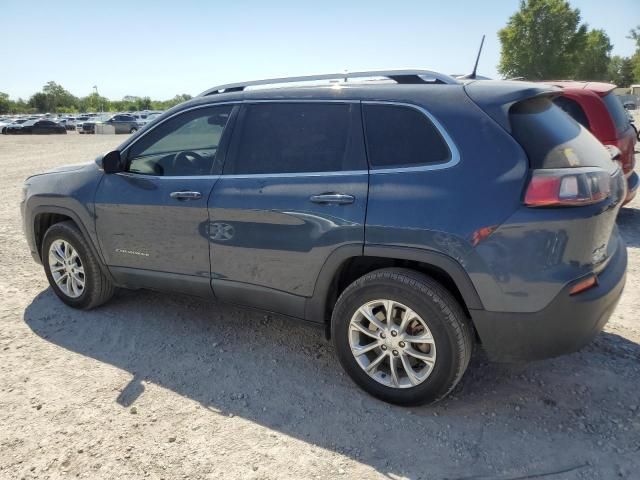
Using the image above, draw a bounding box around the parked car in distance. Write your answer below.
[75,116,90,133]
[546,81,638,205]
[103,114,141,134]
[2,118,28,134]
[135,112,163,127]
[80,114,140,134]
[5,119,67,134]
[21,71,628,405]
[622,101,639,140]
[78,115,111,134]
[56,118,77,131]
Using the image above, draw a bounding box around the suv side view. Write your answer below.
[21,70,628,405]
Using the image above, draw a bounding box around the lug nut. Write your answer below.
[392,350,399,356]
[381,345,388,351]
[380,332,386,339]
[399,341,406,348]
[391,331,397,337]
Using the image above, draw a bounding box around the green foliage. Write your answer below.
[498,0,587,79]
[574,29,612,81]
[608,56,635,87]
[628,26,640,83]
[0,92,10,114]
[2,83,194,114]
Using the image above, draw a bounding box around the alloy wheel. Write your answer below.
[348,299,436,388]
[48,239,85,298]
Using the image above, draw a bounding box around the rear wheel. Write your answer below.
[332,268,473,405]
[42,221,115,309]
[130,127,138,134]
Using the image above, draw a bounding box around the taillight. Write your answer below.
[605,142,634,174]
[524,168,612,207]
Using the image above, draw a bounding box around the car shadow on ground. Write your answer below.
[23,287,640,479]
[618,206,640,248]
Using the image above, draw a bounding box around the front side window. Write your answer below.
[363,104,452,169]
[127,105,233,176]
[227,103,364,175]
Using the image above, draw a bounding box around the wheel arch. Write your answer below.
[305,244,483,338]
[31,205,112,280]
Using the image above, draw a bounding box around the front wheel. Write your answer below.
[129,127,138,134]
[42,221,115,309]
[332,268,473,406]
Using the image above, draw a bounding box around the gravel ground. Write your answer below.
[1,133,639,480]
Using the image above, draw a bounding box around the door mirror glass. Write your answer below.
[102,150,122,174]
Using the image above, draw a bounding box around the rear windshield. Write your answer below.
[509,96,614,171]
[602,93,631,135]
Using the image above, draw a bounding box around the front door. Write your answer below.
[94,104,237,296]
[208,101,368,316]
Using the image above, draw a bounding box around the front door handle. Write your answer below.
[309,193,355,205]
[170,190,202,201]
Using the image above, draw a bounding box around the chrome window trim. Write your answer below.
[115,172,222,181]
[223,170,368,179]
[118,99,460,179]
[362,101,461,174]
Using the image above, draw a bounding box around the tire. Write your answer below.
[42,221,115,309]
[129,127,138,134]
[331,268,473,406]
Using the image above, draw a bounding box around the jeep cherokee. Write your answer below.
[21,70,628,405]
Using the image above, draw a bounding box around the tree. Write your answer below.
[42,81,78,111]
[29,92,54,113]
[628,26,640,83]
[574,29,612,80]
[498,0,587,80]
[608,56,635,87]
[0,92,10,114]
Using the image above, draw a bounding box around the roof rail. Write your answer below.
[199,69,459,96]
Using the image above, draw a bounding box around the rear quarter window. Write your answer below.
[602,93,631,135]
[362,104,451,169]
[553,96,590,129]
[510,96,613,171]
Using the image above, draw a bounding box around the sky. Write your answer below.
[1,0,639,101]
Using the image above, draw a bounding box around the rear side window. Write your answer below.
[228,103,364,174]
[602,93,630,135]
[553,96,590,129]
[362,104,451,169]
[510,97,613,171]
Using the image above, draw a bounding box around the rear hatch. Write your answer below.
[508,93,626,268]
[465,81,625,307]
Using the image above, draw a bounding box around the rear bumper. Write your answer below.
[623,170,638,205]
[472,234,627,362]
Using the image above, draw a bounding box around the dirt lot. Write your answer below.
[1,133,639,480]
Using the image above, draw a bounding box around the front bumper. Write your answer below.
[471,234,627,362]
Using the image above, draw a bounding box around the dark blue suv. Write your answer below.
[21,70,627,405]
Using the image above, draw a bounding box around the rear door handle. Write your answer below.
[309,193,355,205]
[170,191,202,201]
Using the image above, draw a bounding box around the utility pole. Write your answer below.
[93,85,101,113]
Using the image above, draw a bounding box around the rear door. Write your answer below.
[207,101,368,317]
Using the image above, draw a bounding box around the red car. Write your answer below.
[545,81,638,205]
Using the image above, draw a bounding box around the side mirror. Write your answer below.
[102,150,122,174]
